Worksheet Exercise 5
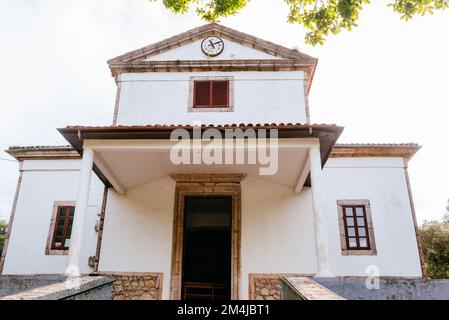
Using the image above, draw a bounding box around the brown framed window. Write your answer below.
[337,200,377,256]
[193,80,229,108]
[51,206,75,250]
[342,205,370,250]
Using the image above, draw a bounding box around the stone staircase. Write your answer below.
[280,276,345,300]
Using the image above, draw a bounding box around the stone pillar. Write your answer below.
[65,148,94,276]
[309,144,333,277]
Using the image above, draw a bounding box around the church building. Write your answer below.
[0,23,424,300]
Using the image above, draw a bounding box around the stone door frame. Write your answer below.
[169,174,245,300]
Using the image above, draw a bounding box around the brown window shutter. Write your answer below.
[194,81,211,107]
[211,81,229,107]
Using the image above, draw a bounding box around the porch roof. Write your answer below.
[6,142,421,161]
[7,136,421,194]
[55,123,342,191]
[57,123,343,164]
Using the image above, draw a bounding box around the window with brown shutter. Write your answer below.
[51,206,75,250]
[193,80,229,108]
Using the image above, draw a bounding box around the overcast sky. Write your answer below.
[0,0,448,223]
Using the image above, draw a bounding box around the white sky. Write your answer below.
[0,0,448,223]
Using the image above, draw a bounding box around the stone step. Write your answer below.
[280,276,346,300]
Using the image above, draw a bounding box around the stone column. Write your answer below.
[64,148,94,276]
[309,144,333,277]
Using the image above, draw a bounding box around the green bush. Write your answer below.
[419,204,449,279]
[0,220,7,254]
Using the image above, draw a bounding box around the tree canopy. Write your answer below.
[419,201,449,278]
[152,0,449,45]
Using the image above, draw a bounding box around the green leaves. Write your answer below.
[159,0,194,14]
[197,0,250,22]
[0,220,7,254]
[419,202,449,279]
[152,0,250,21]
[285,0,370,45]
[390,0,449,20]
[152,0,449,45]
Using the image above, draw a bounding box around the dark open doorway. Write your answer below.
[182,196,232,300]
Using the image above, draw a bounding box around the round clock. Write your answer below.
[201,36,224,57]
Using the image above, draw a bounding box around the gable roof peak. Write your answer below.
[107,23,318,91]
[108,22,317,64]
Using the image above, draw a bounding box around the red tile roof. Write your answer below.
[63,123,339,129]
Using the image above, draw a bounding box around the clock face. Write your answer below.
[201,36,224,57]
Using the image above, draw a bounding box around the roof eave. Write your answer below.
[331,144,421,161]
[57,124,343,166]
[6,146,80,161]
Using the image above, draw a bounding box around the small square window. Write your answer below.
[188,77,234,112]
[358,228,366,237]
[193,80,229,108]
[347,227,356,237]
[345,207,354,216]
[346,217,354,226]
[348,238,357,248]
[359,238,368,248]
[357,217,365,227]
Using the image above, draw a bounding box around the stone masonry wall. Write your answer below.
[249,274,306,300]
[254,277,281,300]
[109,273,163,300]
[249,274,284,300]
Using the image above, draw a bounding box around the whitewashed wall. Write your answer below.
[97,176,176,300]
[145,39,281,61]
[96,175,318,300]
[240,176,317,299]
[3,156,422,297]
[322,157,422,277]
[116,71,307,126]
[2,159,103,275]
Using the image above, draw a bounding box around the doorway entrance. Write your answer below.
[182,196,232,300]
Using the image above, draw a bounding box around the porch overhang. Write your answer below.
[58,124,343,194]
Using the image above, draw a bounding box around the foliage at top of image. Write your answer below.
[420,201,449,279]
[152,0,449,45]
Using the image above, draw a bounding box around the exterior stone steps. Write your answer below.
[280,276,346,300]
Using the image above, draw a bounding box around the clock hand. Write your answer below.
[211,41,222,46]
[208,39,215,49]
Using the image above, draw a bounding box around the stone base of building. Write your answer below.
[248,273,306,300]
[99,272,163,300]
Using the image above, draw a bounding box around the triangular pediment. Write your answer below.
[108,23,316,64]
[108,23,317,91]
[142,37,283,61]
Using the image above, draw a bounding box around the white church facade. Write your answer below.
[0,24,424,300]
